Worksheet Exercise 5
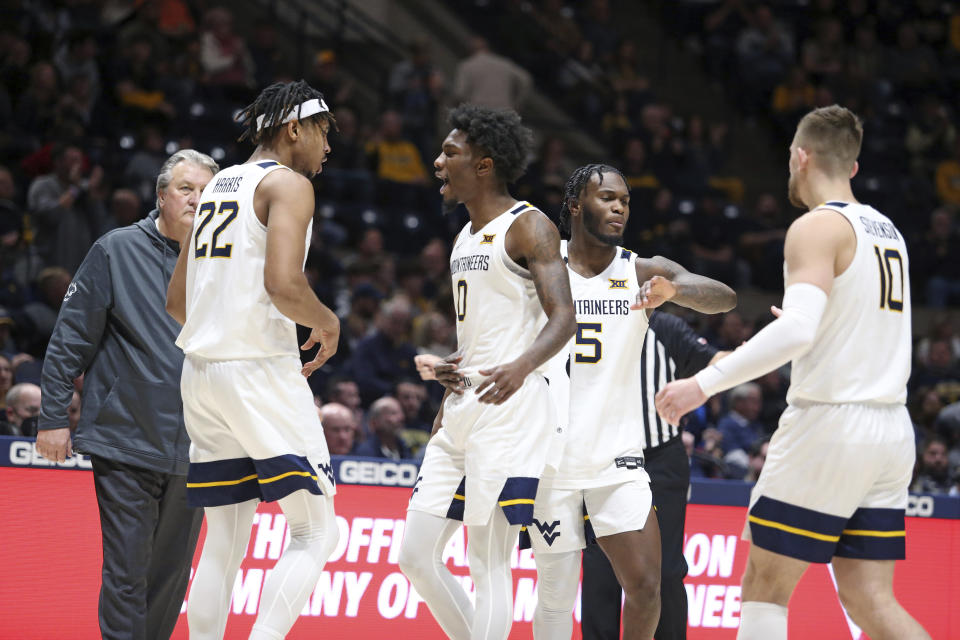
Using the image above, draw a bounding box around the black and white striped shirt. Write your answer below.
[641,312,718,449]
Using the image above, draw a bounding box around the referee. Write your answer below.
[581,310,726,640]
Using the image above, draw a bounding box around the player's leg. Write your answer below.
[145,473,203,640]
[831,557,930,640]
[532,550,581,639]
[580,545,622,640]
[647,439,690,640]
[250,490,339,639]
[736,545,808,640]
[596,508,662,640]
[187,499,260,640]
[466,507,521,640]
[399,510,474,639]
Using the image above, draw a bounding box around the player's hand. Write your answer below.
[415,354,443,381]
[36,427,73,463]
[770,305,782,318]
[300,322,340,377]
[475,358,532,405]
[655,377,707,425]
[434,352,465,394]
[631,275,677,310]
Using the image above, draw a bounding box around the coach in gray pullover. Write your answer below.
[37,150,217,640]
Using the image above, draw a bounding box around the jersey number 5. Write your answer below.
[873,246,904,312]
[194,201,239,259]
[574,323,602,363]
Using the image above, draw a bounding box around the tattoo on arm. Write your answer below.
[640,256,737,313]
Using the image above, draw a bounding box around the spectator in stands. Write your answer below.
[735,4,794,112]
[0,354,12,411]
[912,435,952,494]
[935,138,960,207]
[801,17,845,85]
[54,31,101,104]
[27,142,107,274]
[308,49,354,109]
[717,382,764,461]
[607,38,652,111]
[413,310,456,357]
[886,22,939,99]
[321,106,373,202]
[347,296,418,405]
[199,7,253,90]
[755,368,788,433]
[913,208,960,306]
[905,95,955,177]
[0,381,40,436]
[419,237,450,301]
[689,194,743,286]
[325,376,365,436]
[353,396,412,460]
[387,38,446,161]
[913,389,945,443]
[125,126,171,204]
[338,282,383,362]
[771,67,817,131]
[910,339,960,401]
[453,36,532,111]
[14,62,59,150]
[247,23,284,89]
[738,193,787,291]
[366,110,429,210]
[396,378,430,433]
[22,266,72,344]
[916,313,960,366]
[103,188,142,233]
[743,436,769,483]
[320,402,357,456]
[36,149,216,640]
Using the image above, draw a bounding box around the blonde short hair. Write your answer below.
[795,105,863,176]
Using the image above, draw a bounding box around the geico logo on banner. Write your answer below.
[184,512,565,624]
[7,440,92,469]
[683,533,742,629]
[338,460,418,486]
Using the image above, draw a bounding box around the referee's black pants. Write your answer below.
[92,456,203,640]
[581,437,690,640]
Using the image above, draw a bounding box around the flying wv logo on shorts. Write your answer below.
[317,461,335,487]
[532,518,562,546]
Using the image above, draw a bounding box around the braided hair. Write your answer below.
[558,164,626,239]
[236,80,336,145]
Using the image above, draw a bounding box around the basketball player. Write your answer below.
[398,104,576,640]
[527,164,736,639]
[165,80,341,640]
[656,105,930,640]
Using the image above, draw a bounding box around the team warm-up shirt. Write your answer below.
[449,201,548,384]
[543,241,651,489]
[787,201,911,406]
[177,161,310,359]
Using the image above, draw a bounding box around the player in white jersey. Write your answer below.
[526,165,736,640]
[165,80,342,640]
[657,106,930,640]
[398,104,576,640]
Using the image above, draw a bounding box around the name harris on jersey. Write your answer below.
[210,175,244,194]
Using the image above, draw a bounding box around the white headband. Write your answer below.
[255,98,330,132]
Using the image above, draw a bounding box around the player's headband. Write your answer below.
[255,98,330,132]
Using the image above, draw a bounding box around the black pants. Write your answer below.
[91,456,203,640]
[581,437,690,640]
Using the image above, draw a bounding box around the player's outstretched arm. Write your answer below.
[260,169,340,374]
[655,210,851,424]
[475,210,576,405]
[632,256,737,314]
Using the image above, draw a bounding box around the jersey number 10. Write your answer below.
[194,201,239,259]
[873,246,904,312]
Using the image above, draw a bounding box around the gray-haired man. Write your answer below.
[37,150,218,640]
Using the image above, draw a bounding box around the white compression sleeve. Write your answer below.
[532,550,581,640]
[695,283,828,397]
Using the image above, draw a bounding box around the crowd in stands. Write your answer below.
[0,0,958,495]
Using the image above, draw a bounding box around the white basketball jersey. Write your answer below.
[787,201,911,405]
[176,161,311,360]
[450,202,546,382]
[543,241,650,489]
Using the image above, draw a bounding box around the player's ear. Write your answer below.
[285,120,299,142]
[568,196,581,218]
[849,160,859,179]
[476,156,493,177]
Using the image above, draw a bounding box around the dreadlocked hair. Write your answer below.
[558,164,627,239]
[448,103,534,184]
[236,80,336,145]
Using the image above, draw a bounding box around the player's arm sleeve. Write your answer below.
[694,283,827,397]
[649,312,718,378]
[39,243,113,430]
